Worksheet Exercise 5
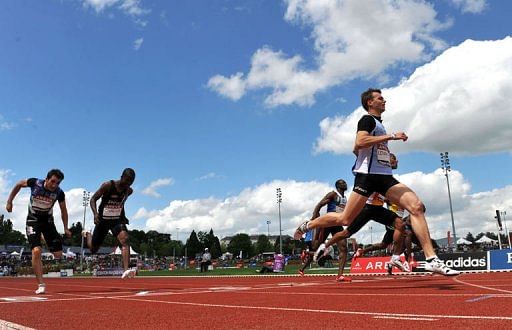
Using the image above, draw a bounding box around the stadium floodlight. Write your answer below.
[276,188,283,256]
[266,220,271,237]
[440,152,457,250]
[80,190,91,271]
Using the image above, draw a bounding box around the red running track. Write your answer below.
[1,272,512,329]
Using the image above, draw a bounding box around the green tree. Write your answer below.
[0,216,27,245]
[465,232,475,243]
[255,235,273,254]
[185,230,202,258]
[227,233,253,258]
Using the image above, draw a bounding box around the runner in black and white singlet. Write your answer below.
[298,179,351,282]
[294,88,458,276]
[83,168,136,279]
[5,169,71,294]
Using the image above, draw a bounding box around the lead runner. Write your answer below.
[83,168,136,279]
[294,88,458,276]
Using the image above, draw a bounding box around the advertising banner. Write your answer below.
[350,256,411,274]
[93,268,125,277]
[488,248,512,270]
[412,252,487,272]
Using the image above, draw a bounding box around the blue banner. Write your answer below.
[488,249,512,270]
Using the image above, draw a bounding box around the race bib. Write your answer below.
[376,143,390,165]
[32,196,53,211]
[103,204,122,218]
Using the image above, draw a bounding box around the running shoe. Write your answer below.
[390,258,410,272]
[298,269,305,277]
[386,263,393,275]
[424,258,460,276]
[293,221,309,240]
[335,275,352,282]
[35,284,46,295]
[121,269,136,279]
[352,248,363,260]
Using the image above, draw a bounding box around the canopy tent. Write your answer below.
[9,251,20,256]
[475,235,497,244]
[64,248,77,258]
[111,246,139,255]
[456,237,472,245]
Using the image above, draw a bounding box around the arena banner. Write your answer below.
[93,268,125,277]
[350,256,411,274]
[488,248,512,270]
[412,252,488,272]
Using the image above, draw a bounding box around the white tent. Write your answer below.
[111,246,139,255]
[10,251,20,256]
[475,236,497,244]
[456,237,472,245]
[64,248,77,258]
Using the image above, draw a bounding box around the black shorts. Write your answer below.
[26,219,63,252]
[382,229,394,245]
[91,219,128,247]
[353,173,400,197]
[346,205,398,235]
[317,226,344,242]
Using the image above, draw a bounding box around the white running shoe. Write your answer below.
[35,284,46,295]
[424,258,460,276]
[293,221,309,240]
[121,269,136,279]
[390,258,410,272]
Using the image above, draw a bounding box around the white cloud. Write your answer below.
[133,37,144,50]
[314,37,512,155]
[0,115,16,131]
[195,172,224,181]
[208,0,450,107]
[139,180,330,239]
[141,178,174,198]
[450,0,487,14]
[82,0,150,24]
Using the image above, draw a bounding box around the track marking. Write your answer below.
[453,276,512,294]
[374,316,437,321]
[136,291,150,296]
[466,295,495,303]
[1,297,47,302]
[106,296,512,321]
[0,319,35,330]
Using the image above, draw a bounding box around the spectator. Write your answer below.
[200,248,212,272]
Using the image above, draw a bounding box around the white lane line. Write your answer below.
[0,319,35,330]
[453,276,512,294]
[374,316,437,321]
[107,296,512,321]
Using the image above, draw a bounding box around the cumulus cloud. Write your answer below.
[314,37,512,155]
[0,115,16,131]
[450,0,487,14]
[141,178,174,198]
[133,37,144,50]
[208,0,450,107]
[136,180,330,239]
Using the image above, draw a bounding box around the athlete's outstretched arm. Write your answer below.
[5,179,28,212]
[311,192,335,219]
[58,201,71,238]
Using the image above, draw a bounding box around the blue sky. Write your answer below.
[1,0,512,244]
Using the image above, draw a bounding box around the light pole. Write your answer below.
[80,190,90,271]
[502,211,511,247]
[276,188,283,256]
[440,152,457,250]
[176,227,180,242]
[266,220,271,237]
[370,226,373,245]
